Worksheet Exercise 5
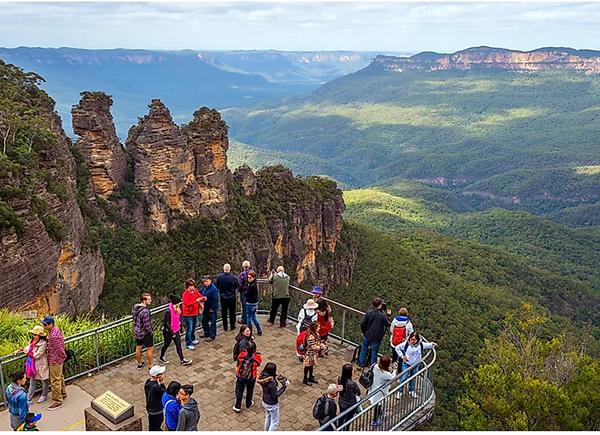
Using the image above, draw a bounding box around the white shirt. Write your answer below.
[369,364,397,404]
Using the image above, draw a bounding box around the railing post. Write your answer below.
[94,330,100,371]
[0,360,5,406]
[341,309,346,344]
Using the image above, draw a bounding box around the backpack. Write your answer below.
[351,343,372,365]
[296,331,308,355]
[400,341,424,359]
[238,354,255,380]
[299,309,313,333]
[392,324,407,346]
[64,349,76,365]
[359,363,376,389]
[313,394,332,422]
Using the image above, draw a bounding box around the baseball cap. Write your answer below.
[327,384,343,395]
[311,286,323,295]
[41,316,55,325]
[149,365,166,377]
[26,413,42,423]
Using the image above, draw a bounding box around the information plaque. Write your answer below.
[91,390,134,425]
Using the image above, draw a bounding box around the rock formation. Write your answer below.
[72,92,127,198]
[0,112,104,315]
[373,46,600,74]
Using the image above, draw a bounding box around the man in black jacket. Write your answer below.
[216,263,240,331]
[145,365,167,431]
[357,298,392,368]
[317,384,343,430]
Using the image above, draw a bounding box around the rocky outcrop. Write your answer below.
[373,46,600,74]
[72,92,127,198]
[0,112,105,315]
[234,164,257,196]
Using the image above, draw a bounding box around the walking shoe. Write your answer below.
[137,362,145,370]
[232,406,241,413]
[205,337,214,342]
[308,377,319,384]
[279,324,288,329]
[200,335,208,338]
[409,391,418,398]
[370,419,382,427]
[48,403,64,411]
[186,345,195,350]
[27,399,33,406]
[267,321,274,326]
[192,339,199,345]
[395,391,402,400]
[37,395,47,403]
[237,320,246,325]
[158,356,169,364]
[181,359,193,366]
[247,400,255,409]
[302,379,313,386]
[257,331,263,336]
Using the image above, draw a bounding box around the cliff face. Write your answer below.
[0,113,104,315]
[71,92,127,198]
[374,46,600,74]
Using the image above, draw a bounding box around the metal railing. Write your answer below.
[1,280,436,432]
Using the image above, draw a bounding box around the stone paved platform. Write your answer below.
[74,315,355,431]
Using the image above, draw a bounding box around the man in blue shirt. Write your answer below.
[201,275,219,342]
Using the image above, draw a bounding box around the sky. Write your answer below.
[1,1,599,54]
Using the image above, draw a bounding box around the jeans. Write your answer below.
[183,315,198,347]
[269,298,290,327]
[358,338,381,368]
[160,331,185,362]
[399,361,418,392]
[148,413,164,431]
[27,376,50,401]
[240,291,248,323]
[246,303,262,335]
[235,378,256,409]
[221,298,236,331]
[202,310,217,339]
[49,363,67,405]
[263,401,280,431]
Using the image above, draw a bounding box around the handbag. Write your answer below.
[359,363,376,389]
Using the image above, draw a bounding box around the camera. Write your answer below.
[380,299,387,313]
[277,373,289,385]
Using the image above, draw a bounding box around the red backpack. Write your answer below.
[392,324,407,346]
[296,331,308,355]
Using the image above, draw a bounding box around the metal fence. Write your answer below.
[0,280,436,432]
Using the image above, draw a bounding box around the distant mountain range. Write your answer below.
[0,47,401,137]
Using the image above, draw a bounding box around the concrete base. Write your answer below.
[84,407,143,431]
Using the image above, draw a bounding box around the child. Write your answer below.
[17,413,41,431]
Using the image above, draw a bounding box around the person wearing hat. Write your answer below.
[13,325,50,404]
[145,365,167,431]
[200,275,219,342]
[17,413,42,431]
[315,384,343,430]
[41,316,67,411]
[311,286,323,301]
[159,295,192,366]
[297,299,319,334]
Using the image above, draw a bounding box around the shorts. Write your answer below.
[135,333,154,347]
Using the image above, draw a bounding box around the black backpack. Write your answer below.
[64,349,76,365]
[299,309,313,333]
[359,363,376,389]
[351,343,372,365]
[313,394,332,422]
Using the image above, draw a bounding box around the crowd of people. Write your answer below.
[6,259,437,432]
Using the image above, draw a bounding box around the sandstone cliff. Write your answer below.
[374,46,600,74]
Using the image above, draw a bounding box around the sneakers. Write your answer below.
[395,391,402,400]
[303,379,313,386]
[232,406,241,413]
[158,356,169,364]
[267,321,274,326]
[37,395,47,403]
[48,403,64,411]
[247,400,255,409]
[205,337,214,342]
[186,345,195,350]
[308,377,318,384]
[257,331,263,336]
[192,339,199,345]
[181,359,193,366]
[370,419,382,427]
[279,324,288,329]
[237,320,247,325]
[137,362,145,370]
[409,391,418,398]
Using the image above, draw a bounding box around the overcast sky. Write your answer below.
[1,2,599,54]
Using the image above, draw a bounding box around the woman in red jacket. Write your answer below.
[316,298,333,355]
[182,278,206,350]
[233,341,262,413]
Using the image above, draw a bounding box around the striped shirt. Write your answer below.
[47,326,66,365]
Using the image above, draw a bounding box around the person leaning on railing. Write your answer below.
[42,316,67,411]
[394,332,437,399]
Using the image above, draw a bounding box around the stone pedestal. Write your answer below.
[84,407,143,431]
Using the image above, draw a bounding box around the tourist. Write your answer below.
[182,278,205,350]
[6,371,29,430]
[145,365,167,431]
[316,298,333,354]
[233,325,254,361]
[357,298,392,368]
[216,263,240,332]
[337,364,361,431]
[370,355,397,427]
[200,276,219,342]
[303,321,324,386]
[395,332,437,399]
[315,384,342,430]
[390,307,414,365]
[41,316,67,410]
[12,325,50,404]
[176,385,200,431]
[257,362,289,431]
[159,294,192,366]
[267,266,290,328]
[296,299,318,334]
[16,413,42,431]
[237,260,254,325]
[162,381,182,431]
[245,271,262,336]
[233,341,262,413]
[132,293,154,369]
[311,286,323,301]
